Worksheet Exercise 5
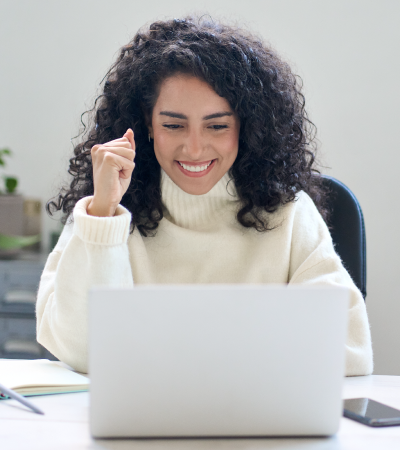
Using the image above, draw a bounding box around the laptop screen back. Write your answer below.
[89,285,348,438]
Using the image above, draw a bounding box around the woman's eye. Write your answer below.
[210,125,228,130]
[163,124,182,129]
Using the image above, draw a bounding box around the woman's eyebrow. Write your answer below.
[203,112,233,120]
[159,111,233,120]
[160,111,187,119]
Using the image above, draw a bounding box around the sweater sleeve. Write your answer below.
[287,192,373,377]
[36,196,133,373]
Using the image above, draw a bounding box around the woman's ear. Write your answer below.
[144,112,154,140]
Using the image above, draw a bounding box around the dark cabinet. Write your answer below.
[0,253,56,360]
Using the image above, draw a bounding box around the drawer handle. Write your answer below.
[3,339,41,356]
[4,290,37,304]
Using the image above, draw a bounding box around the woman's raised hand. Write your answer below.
[87,129,136,217]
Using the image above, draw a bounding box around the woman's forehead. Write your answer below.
[154,75,233,115]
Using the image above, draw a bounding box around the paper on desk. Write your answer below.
[0,359,89,397]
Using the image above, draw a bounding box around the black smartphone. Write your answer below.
[344,398,400,427]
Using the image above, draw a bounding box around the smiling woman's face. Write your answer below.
[148,75,240,195]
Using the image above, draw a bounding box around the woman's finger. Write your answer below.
[104,129,135,148]
[101,139,132,149]
[102,153,135,178]
[92,146,135,161]
[124,128,136,150]
[91,129,135,152]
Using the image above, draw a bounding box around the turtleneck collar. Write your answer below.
[160,169,239,230]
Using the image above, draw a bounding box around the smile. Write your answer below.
[178,161,213,172]
[175,159,216,178]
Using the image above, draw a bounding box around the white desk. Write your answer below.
[1,375,400,449]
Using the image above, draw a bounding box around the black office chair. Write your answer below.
[321,175,367,300]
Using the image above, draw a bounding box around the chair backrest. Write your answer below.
[321,175,367,300]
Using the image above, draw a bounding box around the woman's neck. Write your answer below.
[160,169,238,230]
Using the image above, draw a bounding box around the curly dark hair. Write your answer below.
[47,15,329,236]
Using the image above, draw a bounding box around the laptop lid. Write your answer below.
[88,285,349,438]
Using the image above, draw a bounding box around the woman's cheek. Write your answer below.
[220,131,239,157]
[154,132,174,158]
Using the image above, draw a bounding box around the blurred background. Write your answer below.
[0,0,399,373]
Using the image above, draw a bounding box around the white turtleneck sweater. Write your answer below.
[36,171,373,375]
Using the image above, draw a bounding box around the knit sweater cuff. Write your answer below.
[73,196,131,245]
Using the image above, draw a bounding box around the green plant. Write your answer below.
[0,148,18,194]
[0,233,40,250]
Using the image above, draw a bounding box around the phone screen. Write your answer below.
[344,398,400,427]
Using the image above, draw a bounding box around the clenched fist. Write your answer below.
[87,129,135,217]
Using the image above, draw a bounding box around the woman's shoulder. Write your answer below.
[273,190,324,224]
[268,189,331,244]
[287,190,333,249]
[293,189,319,209]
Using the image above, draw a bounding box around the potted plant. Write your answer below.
[0,148,40,257]
[0,148,18,195]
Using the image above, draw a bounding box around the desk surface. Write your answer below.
[1,375,400,449]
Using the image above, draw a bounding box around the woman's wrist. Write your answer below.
[87,199,117,217]
[74,196,131,245]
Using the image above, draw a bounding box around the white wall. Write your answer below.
[1,0,399,374]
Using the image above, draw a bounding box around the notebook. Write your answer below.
[0,359,89,398]
[89,285,349,438]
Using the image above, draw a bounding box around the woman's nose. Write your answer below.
[183,129,205,159]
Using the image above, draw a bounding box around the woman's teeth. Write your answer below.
[178,161,213,172]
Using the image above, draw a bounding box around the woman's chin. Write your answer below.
[174,177,217,195]
[169,169,220,195]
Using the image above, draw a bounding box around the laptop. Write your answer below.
[88,285,349,438]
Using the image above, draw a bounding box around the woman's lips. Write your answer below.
[178,160,213,166]
[175,159,216,177]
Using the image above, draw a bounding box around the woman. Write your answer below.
[37,16,373,375]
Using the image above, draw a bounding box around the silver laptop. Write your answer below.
[88,285,349,438]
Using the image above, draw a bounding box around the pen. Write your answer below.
[0,382,44,415]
